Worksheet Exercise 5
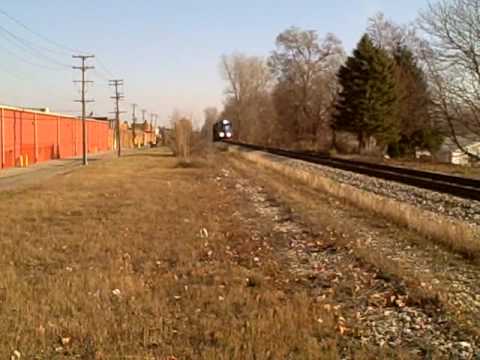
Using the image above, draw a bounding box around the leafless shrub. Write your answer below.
[174,118,193,162]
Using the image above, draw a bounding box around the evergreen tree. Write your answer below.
[388,46,443,157]
[334,34,398,152]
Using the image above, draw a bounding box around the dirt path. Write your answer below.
[0,152,113,191]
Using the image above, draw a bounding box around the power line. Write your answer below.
[0,59,31,80]
[0,7,84,55]
[92,69,111,82]
[0,42,69,71]
[73,55,95,166]
[0,24,71,68]
[96,57,115,78]
[0,8,115,78]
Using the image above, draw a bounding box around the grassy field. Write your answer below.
[4,147,475,358]
[0,148,360,359]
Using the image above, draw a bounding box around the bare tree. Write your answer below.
[368,12,427,56]
[169,109,184,128]
[201,107,219,140]
[220,53,273,142]
[269,27,345,149]
[174,118,193,162]
[419,0,480,160]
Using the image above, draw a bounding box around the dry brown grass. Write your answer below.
[0,148,377,359]
[235,149,480,259]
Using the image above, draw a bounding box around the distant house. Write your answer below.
[433,136,480,165]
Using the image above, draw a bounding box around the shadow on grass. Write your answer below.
[123,152,174,159]
[174,160,205,169]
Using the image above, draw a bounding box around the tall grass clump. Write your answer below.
[174,118,193,162]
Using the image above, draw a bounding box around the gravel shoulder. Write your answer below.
[228,151,480,359]
[282,154,480,226]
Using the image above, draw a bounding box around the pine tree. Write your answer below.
[334,34,398,153]
[388,46,443,156]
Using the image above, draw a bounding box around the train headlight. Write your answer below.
[226,132,232,138]
[219,132,225,138]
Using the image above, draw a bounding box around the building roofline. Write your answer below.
[0,104,110,124]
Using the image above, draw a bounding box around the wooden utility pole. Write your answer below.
[151,114,158,145]
[109,79,125,157]
[73,55,95,166]
[131,103,137,148]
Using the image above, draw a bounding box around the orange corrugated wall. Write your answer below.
[0,107,114,169]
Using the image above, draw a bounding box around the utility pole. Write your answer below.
[141,110,147,148]
[151,114,158,145]
[73,55,95,166]
[109,79,125,157]
[132,103,137,148]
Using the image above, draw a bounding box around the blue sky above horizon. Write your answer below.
[0,0,430,127]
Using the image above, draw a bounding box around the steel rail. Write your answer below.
[227,141,480,202]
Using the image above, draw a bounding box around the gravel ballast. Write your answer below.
[256,151,480,227]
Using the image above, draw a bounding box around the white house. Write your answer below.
[434,136,480,165]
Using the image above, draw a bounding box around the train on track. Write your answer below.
[213,119,233,142]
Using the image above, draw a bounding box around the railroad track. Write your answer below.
[227,141,480,201]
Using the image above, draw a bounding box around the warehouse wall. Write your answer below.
[0,106,114,169]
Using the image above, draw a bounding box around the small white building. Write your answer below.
[434,136,480,165]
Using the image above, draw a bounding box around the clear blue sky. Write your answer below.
[0,0,430,127]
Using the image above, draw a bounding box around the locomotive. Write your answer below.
[213,119,233,142]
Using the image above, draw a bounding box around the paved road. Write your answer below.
[0,152,117,191]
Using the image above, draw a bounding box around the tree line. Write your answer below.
[202,0,480,160]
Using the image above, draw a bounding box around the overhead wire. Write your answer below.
[96,57,115,78]
[0,7,84,55]
[0,62,29,81]
[0,7,116,77]
[0,42,68,71]
[0,24,71,69]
